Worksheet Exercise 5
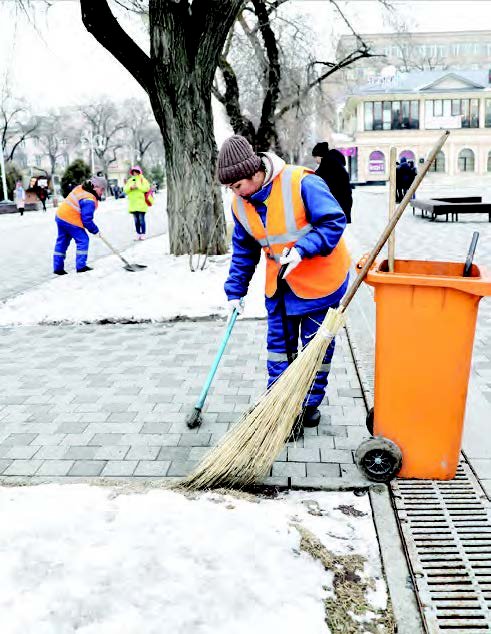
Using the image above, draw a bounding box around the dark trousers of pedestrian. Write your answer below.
[18,207,24,216]
[131,211,146,235]
[266,304,337,408]
[53,218,89,272]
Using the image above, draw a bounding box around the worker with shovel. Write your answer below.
[53,175,107,275]
[219,135,350,438]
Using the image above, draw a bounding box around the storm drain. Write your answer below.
[392,462,491,633]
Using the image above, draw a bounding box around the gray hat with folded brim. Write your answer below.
[90,176,107,190]
[217,135,262,184]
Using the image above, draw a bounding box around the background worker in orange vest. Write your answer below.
[218,135,350,437]
[53,175,107,275]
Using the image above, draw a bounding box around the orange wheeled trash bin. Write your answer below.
[355,258,491,482]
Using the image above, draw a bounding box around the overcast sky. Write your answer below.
[1,0,491,111]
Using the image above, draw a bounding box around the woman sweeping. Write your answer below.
[124,165,151,240]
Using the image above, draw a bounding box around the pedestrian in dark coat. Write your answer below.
[312,142,353,224]
[396,157,416,203]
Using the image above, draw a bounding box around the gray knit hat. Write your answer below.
[217,135,262,184]
[89,175,107,191]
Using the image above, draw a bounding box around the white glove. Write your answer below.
[228,298,244,315]
[279,247,302,278]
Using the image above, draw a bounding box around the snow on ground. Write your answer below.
[0,485,387,634]
[0,235,267,325]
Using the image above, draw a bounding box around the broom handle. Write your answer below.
[387,147,397,273]
[339,130,450,312]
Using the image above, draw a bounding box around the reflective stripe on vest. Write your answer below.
[231,165,351,299]
[56,185,98,228]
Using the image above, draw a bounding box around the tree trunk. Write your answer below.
[150,87,226,256]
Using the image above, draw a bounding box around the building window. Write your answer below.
[368,150,385,174]
[364,102,373,131]
[426,99,480,129]
[458,148,475,172]
[399,150,416,163]
[485,99,491,127]
[364,100,419,130]
[430,151,445,172]
[487,151,491,172]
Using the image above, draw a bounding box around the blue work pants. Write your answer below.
[266,305,337,408]
[53,218,90,272]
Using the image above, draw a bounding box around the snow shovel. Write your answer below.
[187,308,240,429]
[98,233,147,272]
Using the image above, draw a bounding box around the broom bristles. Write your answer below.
[180,307,345,490]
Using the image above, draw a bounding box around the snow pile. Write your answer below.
[0,485,386,634]
[0,235,267,325]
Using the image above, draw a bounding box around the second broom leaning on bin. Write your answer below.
[180,131,450,491]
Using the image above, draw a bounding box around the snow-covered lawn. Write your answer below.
[0,235,267,325]
[0,484,389,634]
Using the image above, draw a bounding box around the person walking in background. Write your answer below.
[124,165,151,240]
[14,181,26,216]
[312,142,353,224]
[53,175,106,275]
[396,157,416,203]
[218,135,350,439]
[36,184,49,212]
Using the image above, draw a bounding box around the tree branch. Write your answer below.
[276,50,382,120]
[80,0,152,93]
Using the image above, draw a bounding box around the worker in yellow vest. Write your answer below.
[218,135,350,438]
[53,176,107,274]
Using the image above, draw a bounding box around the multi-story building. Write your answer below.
[336,30,491,82]
[337,69,491,183]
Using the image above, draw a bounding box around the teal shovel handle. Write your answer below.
[195,309,239,409]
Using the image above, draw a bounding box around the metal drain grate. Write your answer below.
[392,462,491,633]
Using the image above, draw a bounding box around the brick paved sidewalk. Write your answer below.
[0,321,371,487]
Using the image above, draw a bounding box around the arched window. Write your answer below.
[399,150,415,162]
[430,151,446,173]
[458,148,475,172]
[368,150,385,174]
[487,151,491,172]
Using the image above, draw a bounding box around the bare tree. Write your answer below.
[123,98,164,167]
[214,0,380,154]
[79,99,128,177]
[0,82,39,163]
[80,0,244,256]
[34,111,76,175]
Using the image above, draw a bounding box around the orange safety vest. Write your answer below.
[231,165,351,299]
[56,185,98,228]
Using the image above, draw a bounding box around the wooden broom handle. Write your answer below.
[340,130,450,312]
[387,147,397,273]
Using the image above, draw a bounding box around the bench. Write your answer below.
[411,197,491,222]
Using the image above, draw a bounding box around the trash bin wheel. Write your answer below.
[366,407,374,435]
[355,436,402,483]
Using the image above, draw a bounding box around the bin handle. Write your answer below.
[463,232,479,278]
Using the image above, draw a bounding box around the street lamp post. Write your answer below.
[0,148,12,204]
[80,128,105,175]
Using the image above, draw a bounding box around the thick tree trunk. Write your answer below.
[150,87,227,256]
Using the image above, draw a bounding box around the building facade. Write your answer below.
[338,69,491,183]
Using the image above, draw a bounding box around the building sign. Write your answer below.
[338,147,357,157]
[425,115,462,130]
[368,151,385,173]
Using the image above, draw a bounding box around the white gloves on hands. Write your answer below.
[279,247,302,278]
[228,298,244,315]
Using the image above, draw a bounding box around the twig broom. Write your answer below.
[181,131,450,490]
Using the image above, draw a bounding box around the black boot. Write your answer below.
[77,266,93,273]
[302,405,321,428]
[54,269,67,275]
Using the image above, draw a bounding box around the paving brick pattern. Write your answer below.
[0,320,370,485]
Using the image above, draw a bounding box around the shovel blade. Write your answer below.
[123,264,147,272]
